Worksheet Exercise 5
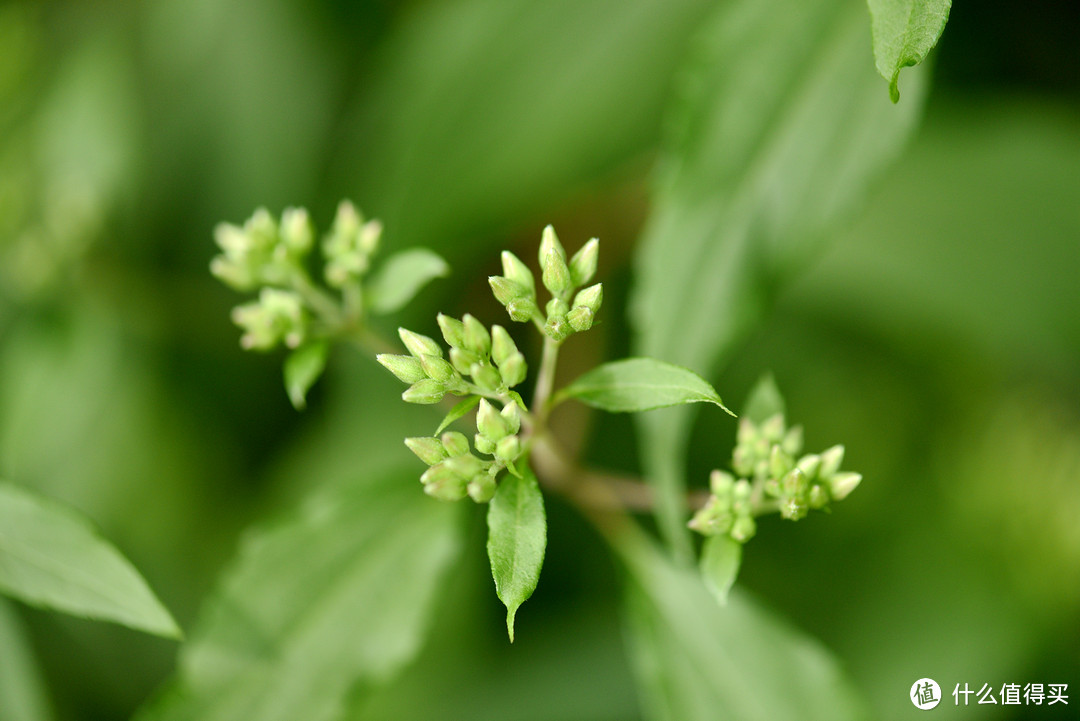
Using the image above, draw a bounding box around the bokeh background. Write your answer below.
[0,1,1077,720]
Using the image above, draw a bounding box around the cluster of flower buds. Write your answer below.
[321,201,383,289]
[690,413,862,542]
[403,398,524,503]
[377,316,527,405]
[230,288,308,351]
[488,225,602,342]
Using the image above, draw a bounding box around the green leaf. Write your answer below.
[0,480,181,639]
[365,248,449,315]
[136,471,463,721]
[0,597,55,721]
[486,469,546,642]
[284,340,329,411]
[434,395,481,435]
[630,0,927,560]
[557,358,733,415]
[699,535,741,605]
[742,373,786,425]
[867,0,951,103]
[619,530,869,721]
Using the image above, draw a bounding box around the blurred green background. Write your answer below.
[0,1,1077,720]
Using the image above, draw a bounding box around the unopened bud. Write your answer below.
[477,399,511,441]
[398,328,442,359]
[280,207,313,254]
[423,473,468,502]
[440,431,470,457]
[782,425,804,456]
[376,354,426,384]
[544,314,571,342]
[709,469,735,496]
[420,355,456,383]
[769,445,793,479]
[501,251,535,295]
[761,414,786,442]
[781,467,806,497]
[500,403,521,434]
[829,472,862,501]
[495,435,521,463]
[567,306,593,333]
[444,454,484,480]
[730,514,757,543]
[490,325,518,366]
[819,445,845,478]
[468,472,497,503]
[474,434,496,455]
[541,238,572,296]
[405,437,447,466]
[402,379,445,404]
[538,225,566,263]
[471,362,502,392]
[421,461,457,488]
[572,283,603,314]
[808,484,829,509]
[569,238,599,287]
[449,347,480,375]
[506,297,538,323]
[462,314,491,357]
[358,219,382,257]
[736,418,758,446]
[437,314,467,349]
[489,276,529,306]
[796,454,821,480]
[498,352,527,387]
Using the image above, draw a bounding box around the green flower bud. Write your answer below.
[462,314,491,357]
[402,379,445,404]
[818,445,845,478]
[231,289,306,350]
[808,484,829,509]
[490,325,518,366]
[541,234,572,296]
[764,478,780,498]
[443,454,485,480]
[477,398,511,441]
[828,472,862,501]
[500,402,522,435]
[420,354,456,383]
[567,306,593,333]
[546,297,569,318]
[796,454,822,480]
[329,200,362,245]
[736,418,758,447]
[569,238,599,287]
[489,276,529,306]
[538,224,566,262]
[280,207,314,255]
[468,472,497,503]
[780,496,808,521]
[449,347,480,375]
[709,469,735,496]
[405,437,447,466]
[544,314,571,342]
[781,467,806,497]
[437,313,467,349]
[423,471,468,501]
[494,435,521,463]
[761,414,786,443]
[245,208,278,250]
[471,362,502,392]
[730,514,757,543]
[782,425,804,456]
[440,431,470,457]
[572,283,603,314]
[732,445,755,478]
[501,251,536,295]
[506,297,539,323]
[733,479,752,502]
[398,328,442,359]
[474,434,496,455]
[498,352,527,388]
[769,445,793,479]
[358,219,382,257]
[420,461,457,487]
[688,503,733,536]
[210,255,256,291]
[376,354,426,384]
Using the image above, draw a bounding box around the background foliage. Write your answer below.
[0,1,1077,720]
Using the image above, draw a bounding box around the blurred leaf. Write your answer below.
[137,470,463,721]
[700,535,741,605]
[557,358,733,415]
[619,530,868,721]
[487,469,546,642]
[340,0,720,251]
[630,0,927,559]
[284,339,329,410]
[365,248,450,315]
[866,0,951,102]
[0,480,181,638]
[435,395,480,436]
[742,373,786,424]
[0,597,55,721]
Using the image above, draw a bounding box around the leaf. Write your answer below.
[0,480,181,639]
[629,0,927,560]
[699,535,741,605]
[618,530,869,721]
[136,471,463,721]
[434,395,480,435]
[486,470,546,642]
[0,597,55,721]
[365,249,450,315]
[742,373,786,425]
[283,340,329,411]
[867,0,951,103]
[557,358,733,415]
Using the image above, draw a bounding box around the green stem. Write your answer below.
[531,336,561,429]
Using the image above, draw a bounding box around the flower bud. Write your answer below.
[768,445,793,479]
[498,352,527,387]
[440,431,470,457]
[818,445,845,478]
[567,307,593,333]
[730,514,757,543]
[782,425,804,456]
[709,469,735,496]
[474,434,496,455]
[506,297,538,323]
[828,472,862,501]
[781,467,806,497]
[489,276,529,306]
[398,328,442,359]
[541,238,572,296]
[420,461,457,488]
[280,207,314,254]
[232,289,306,351]
[437,314,467,349]
[462,314,491,357]
[732,445,755,478]
[500,402,522,435]
[471,362,502,392]
[423,472,468,501]
[210,255,257,291]
[572,283,603,314]
[420,354,456,383]
[468,472,497,503]
[808,484,829,509]
[538,224,566,263]
[490,325,518,366]
[477,399,511,441]
[733,479,752,502]
[780,496,807,521]
[449,347,480,375]
[444,454,485,480]
[544,314,571,342]
[495,435,521,464]
[546,298,569,318]
[245,208,278,250]
[796,453,821,480]
[376,354,426,384]
[569,238,599,287]
[501,251,535,295]
[761,414,786,442]
[736,418,758,446]
[405,437,447,466]
[402,379,445,404]
[358,219,382,257]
